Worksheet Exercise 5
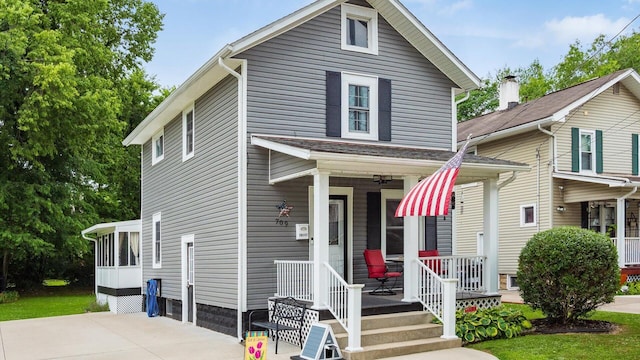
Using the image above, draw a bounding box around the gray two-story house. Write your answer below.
[123,0,527,356]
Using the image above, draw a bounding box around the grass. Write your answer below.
[468,304,640,360]
[0,284,99,321]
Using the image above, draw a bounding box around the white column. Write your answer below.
[402,176,420,302]
[312,170,330,309]
[617,198,626,268]
[483,177,499,294]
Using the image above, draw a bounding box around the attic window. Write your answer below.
[341,4,378,55]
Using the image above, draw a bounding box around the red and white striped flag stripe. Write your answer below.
[395,140,470,217]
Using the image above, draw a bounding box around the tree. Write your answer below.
[0,0,163,288]
[517,227,619,325]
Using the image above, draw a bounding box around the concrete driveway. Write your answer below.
[0,312,496,360]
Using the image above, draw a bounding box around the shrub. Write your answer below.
[618,281,640,295]
[517,226,619,324]
[456,306,532,344]
[85,300,110,313]
[0,291,20,304]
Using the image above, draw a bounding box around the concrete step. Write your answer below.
[323,311,434,334]
[342,337,462,360]
[334,323,443,348]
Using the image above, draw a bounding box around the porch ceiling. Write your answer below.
[251,134,529,184]
[555,171,640,203]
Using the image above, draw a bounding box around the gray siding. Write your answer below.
[240,2,457,307]
[270,152,316,180]
[142,75,240,309]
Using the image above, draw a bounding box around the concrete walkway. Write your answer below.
[2,294,637,360]
[0,312,496,360]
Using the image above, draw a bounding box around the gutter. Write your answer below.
[218,57,248,342]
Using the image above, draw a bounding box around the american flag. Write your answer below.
[395,140,470,217]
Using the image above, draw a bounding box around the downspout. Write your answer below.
[452,90,470,255]
[537,124,555,232]
[497,171,518,190]
[218,57,247,342]
[81,231,99,302]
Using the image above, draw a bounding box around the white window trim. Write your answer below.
[152,212,162,268]
[182,104,195,161]
[152,129,165,165]
[520,204,536,227]
[341,3,378,55]
[381,189,404,258]
[507,274,519,290]
[341,72,378,141]
[579,129,596,173]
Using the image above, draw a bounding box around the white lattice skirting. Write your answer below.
[266,298,319,347]
[106,295,143,314]
[456,295,502,310]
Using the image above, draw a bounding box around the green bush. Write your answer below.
[0,291,20,304]
[618,281,640,295]
[85,300,110,313]
[517,226,619,324]
[456,306,532,344]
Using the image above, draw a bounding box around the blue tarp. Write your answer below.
[146,279,159,317]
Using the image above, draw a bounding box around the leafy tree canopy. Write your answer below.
[0,0,163,287]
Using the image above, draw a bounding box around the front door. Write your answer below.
[328,196,347,279]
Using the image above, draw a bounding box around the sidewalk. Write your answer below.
[499,290,640,314]
[0,312,497,360]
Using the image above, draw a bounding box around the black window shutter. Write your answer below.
[366,192,381,250]
[571,127,579,172]
[596,129,603,174]
[425,217,437,250]
[633,133,639,176]
[326,71,341,137]
[378,78,391,141]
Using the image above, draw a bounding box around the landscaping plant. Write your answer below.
[517,226,619,324]
[456,306,532,344]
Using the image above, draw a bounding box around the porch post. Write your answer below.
[483,177,499,294]
[312,170,330,309]
[402,175,420,302]
[617,197,626,268]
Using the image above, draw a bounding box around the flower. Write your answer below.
[257,341,263,349]
[255,350,262,359]
[248,346,255,354]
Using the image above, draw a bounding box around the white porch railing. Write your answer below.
[323,262,364,351]
[415,259,458,339]
[274,260,313,301]
[611,237,640,266]
[419,255,486,293]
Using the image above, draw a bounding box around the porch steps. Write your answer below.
[322,311,460,360]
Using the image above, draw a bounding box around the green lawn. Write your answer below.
[469,304,640,360]
[0,286,97,321]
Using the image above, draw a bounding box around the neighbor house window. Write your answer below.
[182,105,195,161]
[341,73,378,140]
[152,129,164,165]
[152,213,162,268]
[580,130,595,172]
[341,4,378,55]
[520,204,536,227]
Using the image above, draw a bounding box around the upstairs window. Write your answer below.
[341,4,378,55]
[580,130,595,172]
[152,129,164,165]
[183,105,195,161]
[341,73,378,140]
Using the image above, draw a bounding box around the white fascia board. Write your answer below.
[374,0,480,90]
[459,116,556,147]
[81,219,142,236]
[229,0,346,56]
[555,69,636,120]
[123,46,234,146]
[250,136,311,159]
[552,171,633,187]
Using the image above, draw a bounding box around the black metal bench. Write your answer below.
[249,297,307,354]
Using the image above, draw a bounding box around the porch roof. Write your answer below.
[81,220,142,237]
[251,135,529,184]
[554,171,640,188]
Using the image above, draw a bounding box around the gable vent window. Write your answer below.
[341,4,378,55]
[182,105,195,161]
[152,128,164,165]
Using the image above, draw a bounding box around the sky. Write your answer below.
[144,0,640,88]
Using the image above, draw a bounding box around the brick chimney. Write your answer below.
[498,75,519,110]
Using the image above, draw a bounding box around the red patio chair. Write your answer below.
[363,249,402,295]
[419,250,446,275]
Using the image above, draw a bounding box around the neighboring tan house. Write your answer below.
[122,0,528,355]
[456,68,640,290]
